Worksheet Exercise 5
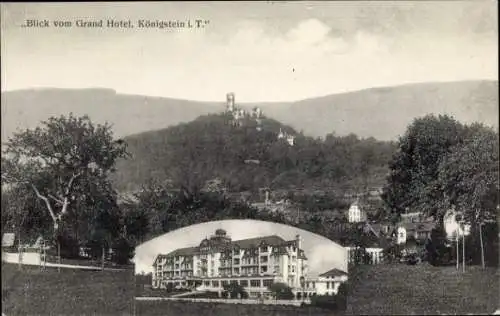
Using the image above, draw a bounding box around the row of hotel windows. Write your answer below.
[161,246,299,264]
[156,264,302,278]
[195,279,276,288]
[160,254,299,268]
[157,266,274,278]
[220,256,270,265]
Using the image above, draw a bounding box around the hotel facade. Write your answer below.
[152,229,347,298]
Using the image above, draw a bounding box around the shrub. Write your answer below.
[111,237,134,265]
[84,239,107,260]
[336,282,348,310]
[166,282,174,293]
[310,295,339,310]
[53,234,80,259]
[383,243,403,263]
[268,282,295,300]
[426,225,455,266]
[222,283,248,299]
[310,283,348,311]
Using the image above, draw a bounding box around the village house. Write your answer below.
[392,211,435,245]
[300,268,348,298]
[277,128,296,146]
[344,222,389,265]
[249,188,300,221]
[443,208,472,241]
[346,200,368,223]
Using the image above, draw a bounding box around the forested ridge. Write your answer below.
[112,112,396,195]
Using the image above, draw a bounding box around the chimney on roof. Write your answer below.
[295,234,302,250]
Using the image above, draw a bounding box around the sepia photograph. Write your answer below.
[1,1,499,315]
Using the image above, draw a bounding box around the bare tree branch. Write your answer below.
[65,171,82,197]
[57,199,70,223]
[31,184,58,224]
[48,194,64,205]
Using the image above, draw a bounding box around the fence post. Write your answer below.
[58,241,61,273]
[17,228,23,271]
[462,231,465,273]
[39,241,42,269]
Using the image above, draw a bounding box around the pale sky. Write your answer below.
[134,219,348,276]
[1,1,497,102]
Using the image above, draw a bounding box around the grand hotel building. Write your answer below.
[152,229,347,298]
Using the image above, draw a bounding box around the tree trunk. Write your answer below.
[101,245,105,271]
[479,223,485,269]
[456,235,459,270]
[18,227,22,271]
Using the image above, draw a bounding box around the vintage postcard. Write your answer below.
[1,1,498,315]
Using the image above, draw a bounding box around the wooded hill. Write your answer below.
[2,80,497,143]
[112,112,396,195]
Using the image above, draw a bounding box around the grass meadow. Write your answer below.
[4,260,497,315]
[2,262,134,315]
[346,263,499,315]
[135,300,341,316]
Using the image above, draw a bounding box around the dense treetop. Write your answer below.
[382,114,499,224]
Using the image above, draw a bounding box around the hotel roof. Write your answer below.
[319,268,348,278]
[154,234,298,264]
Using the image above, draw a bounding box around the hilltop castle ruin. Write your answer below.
[225,92,294,145]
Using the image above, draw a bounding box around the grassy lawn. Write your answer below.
[2,262,135,315]
[135,300,342,316]
[347,263,499,315]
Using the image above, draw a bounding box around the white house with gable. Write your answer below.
[347,201,367,223]
[443,208,471,241]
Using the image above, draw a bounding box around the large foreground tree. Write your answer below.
[382,114,467,220]
[383,115,498,267]
[2,114,128,255]
[438,124,499,268]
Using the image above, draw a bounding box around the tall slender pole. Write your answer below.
[456,233,459,270]
[462,227,465,273]
[18,224,22,271]
[479,223,485,269]
[39,241,42,269]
